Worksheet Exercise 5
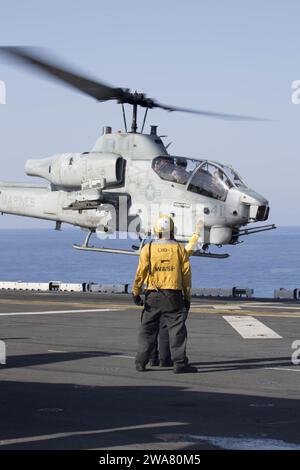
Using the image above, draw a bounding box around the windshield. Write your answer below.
[222,165,248,188]
[152,156,200,185]
[152,156,246,197]
[187,161,232,201]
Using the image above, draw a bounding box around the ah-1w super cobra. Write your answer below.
[0,47,275,258]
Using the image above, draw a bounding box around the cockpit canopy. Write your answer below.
[152,156,194,185]
[152,156,247,202]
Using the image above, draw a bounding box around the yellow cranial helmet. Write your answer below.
[153,214,175,237]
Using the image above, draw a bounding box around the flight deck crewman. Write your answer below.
[149,220,204,367]
[132,215,198,374]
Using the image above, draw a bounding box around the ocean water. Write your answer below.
[0,227,299,298]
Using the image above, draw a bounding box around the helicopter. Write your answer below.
[0,47,275,259]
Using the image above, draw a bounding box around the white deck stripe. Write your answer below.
[0,421,186,446]
[223,315,282,339]
[46,350,135,359]
[48,349,66,353]
[266,367,300,372]
[0,308,120,316]
[111,354,135,359]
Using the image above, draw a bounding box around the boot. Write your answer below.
[173,363,198,374]
[135,362,146,372]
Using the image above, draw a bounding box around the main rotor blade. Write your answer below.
[0,47,270,121]
[155,102,269,121]
[0,46,126,102]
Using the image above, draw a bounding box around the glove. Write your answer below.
[184,298,190,312]
[132,294,144,306]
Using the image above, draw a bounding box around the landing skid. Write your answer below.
[73,244,140,255]
[73,231,229,258]
[73,231,146,256]
[192,250,229,259]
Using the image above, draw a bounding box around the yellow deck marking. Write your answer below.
[190,308,300,318]
[0,298,124,309]
[0,297,300,319]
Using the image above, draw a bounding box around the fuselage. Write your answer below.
[0,128,269,246]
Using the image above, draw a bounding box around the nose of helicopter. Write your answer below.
[239,188,269,222]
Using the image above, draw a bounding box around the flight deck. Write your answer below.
[0,291,300,450]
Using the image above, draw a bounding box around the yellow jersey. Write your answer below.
[132,239,192,300]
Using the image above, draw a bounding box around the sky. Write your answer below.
[0,0,299,228]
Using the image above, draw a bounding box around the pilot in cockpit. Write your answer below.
[154,157,190,184]
[172,160,190,184]
[212,168,224,181]
[154,157,175,181]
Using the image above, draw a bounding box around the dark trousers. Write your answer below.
[150,309,189,364]
[149,317,172,364]
[136,290,188,367]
